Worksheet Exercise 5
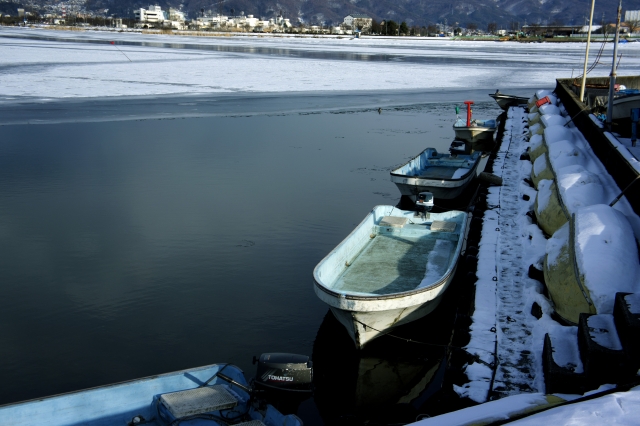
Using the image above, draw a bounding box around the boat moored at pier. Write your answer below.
[453,100,497,144]
[489,90,529,110]
[0,359,308,426]
[390,147,483,201]
[313,206,468,349]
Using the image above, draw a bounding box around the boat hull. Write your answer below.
[315,270,455,348]
[0,364,302,426]
[489,93,529,110]
[452,126,495,144]
[390,172,475,200]
[612,94,640,119]
[389,147,482,200]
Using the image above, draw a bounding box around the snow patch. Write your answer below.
[586,314,623,351]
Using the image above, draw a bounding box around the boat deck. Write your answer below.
[334,230,456,295]
[415,166,468,179]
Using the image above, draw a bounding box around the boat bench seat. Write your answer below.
[159,385,238,418]
[430,221,456,232]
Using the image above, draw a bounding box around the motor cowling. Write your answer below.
[253,353,313,393]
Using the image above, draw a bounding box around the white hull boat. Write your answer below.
[453,118,496,144]
[313,206,468,349]
[390,148,482,201]
[612,93,640,119]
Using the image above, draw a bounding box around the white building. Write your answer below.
[343,13,372,30]
[168,8,185,22]
[134,5,165,23]
[625,10,640,22]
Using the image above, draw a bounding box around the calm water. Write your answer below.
[0,99,500,422]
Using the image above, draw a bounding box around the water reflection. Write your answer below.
[312,311,448,425]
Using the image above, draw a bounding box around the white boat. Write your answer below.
[313,206,468,349]
[452,118,496,143]
[612,92,640,119]
[389,147,482,201]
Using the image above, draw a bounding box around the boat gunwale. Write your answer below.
[389,147,481,182]
[313,269,453,301]
[452,125,496,132]
[488,93,529,102]
[0,363,239,410]
[312,205,467,302]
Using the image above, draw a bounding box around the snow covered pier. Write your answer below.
[412,85,640,424]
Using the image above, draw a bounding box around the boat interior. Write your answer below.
[316,209,466,297]
[453,118,497,128]
[392,148,478,180]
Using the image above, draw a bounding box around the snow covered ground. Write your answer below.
[429,93,640,424]
[416,384,640,425]
[4,27,640,101]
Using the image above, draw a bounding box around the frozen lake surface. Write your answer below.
[4,27,640,101]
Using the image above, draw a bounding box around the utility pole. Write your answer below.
[606,0,623,130]
[579,0,596,103]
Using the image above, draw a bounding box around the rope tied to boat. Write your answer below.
[352,318,498,370]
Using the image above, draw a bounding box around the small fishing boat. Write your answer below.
[0,357,310,426]
[453,118,497,143]
[313,206,468,349]
[612,90,640,119]
[389,147,482,201]
[489,90,529,110]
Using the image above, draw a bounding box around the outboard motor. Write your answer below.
[252,353,313,415]
[254,353,313,393]
[415,191,434,216]
[449,140,469,155]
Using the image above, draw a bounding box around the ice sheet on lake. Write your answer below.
[4,27,640,101]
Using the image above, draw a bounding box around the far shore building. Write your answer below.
[626,10,640,22]
[343,13,372,32]
[135,5,186,29]
[134,5,165,23]
[193,11,290,32]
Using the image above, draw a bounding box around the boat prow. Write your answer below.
[313,206,469,348]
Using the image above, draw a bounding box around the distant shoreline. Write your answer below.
[4,24,636,43]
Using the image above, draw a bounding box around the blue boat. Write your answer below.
[0,362,305,426]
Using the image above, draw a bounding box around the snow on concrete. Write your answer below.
[456,105,550,402]
[604,132,640,174]
[459,101,640,407]
[510,385,640,425]
[557,165,606,211]
[536,179,553,212]
[625,293,640,314]
[546,223,569,267]
[414,385,640,425]
[575,205,640,314]
[541,104,640,238]
[587,314,623,351]
[547,323,583,373]
[4,27,640,101]
[413,392,554,425]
